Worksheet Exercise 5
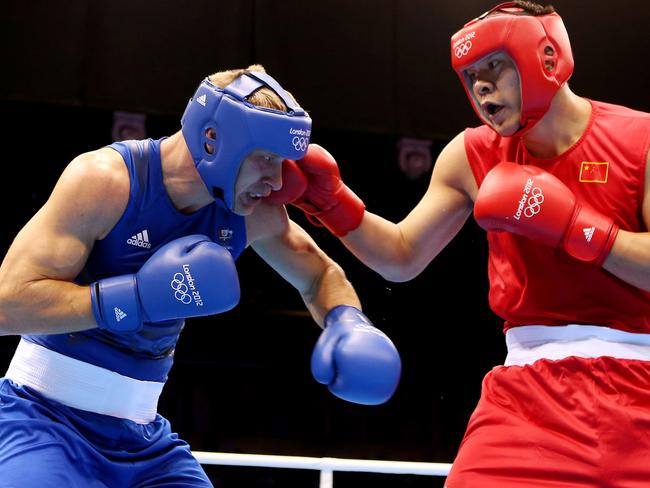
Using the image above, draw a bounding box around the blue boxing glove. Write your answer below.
[91,234,240,333]
[311,305,401,405]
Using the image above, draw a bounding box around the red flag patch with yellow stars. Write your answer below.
[579,162,609,183]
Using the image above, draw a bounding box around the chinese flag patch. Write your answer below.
[579,162,609,183]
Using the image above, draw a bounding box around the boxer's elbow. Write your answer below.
[378,268,421,283]
[0,288,25,335]
[374,257,426,283]
[377,239,432,282]
[0,280,48,335]
[343,234,426,282]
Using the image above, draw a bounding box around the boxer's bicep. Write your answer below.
[2,150,128,283]
[0,150,129,331]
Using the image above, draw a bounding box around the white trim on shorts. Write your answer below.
[5,339,164,424]
[505,324,650,367]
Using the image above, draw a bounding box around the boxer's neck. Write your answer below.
[159,131,214,214]
[522,86,592,159]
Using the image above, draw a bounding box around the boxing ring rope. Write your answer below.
[193,451,452,488]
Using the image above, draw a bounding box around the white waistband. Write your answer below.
[505,324,650,367]
[5,339,164,424]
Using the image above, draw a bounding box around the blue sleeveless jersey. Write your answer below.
[24,138,246,382]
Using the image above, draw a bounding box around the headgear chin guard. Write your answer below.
[450,2,574,135]
[181,71,312,209]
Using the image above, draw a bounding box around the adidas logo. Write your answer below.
[196,94,207,107]
[583,226,595,242]
[114,307,127,322]
[127,230,152,248]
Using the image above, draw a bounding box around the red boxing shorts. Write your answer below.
[445,356,650,488]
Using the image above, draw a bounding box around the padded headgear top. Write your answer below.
[181,71,312,209]
[450,2,574,134]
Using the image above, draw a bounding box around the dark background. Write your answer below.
[1,1,649,486]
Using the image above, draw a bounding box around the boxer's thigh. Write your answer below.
[0,379,109,487]
[446,359,602,488]
[595,357,650,488]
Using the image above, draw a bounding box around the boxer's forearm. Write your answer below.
[342,199,470,283]
[340,212,436,282]
[301,260,361,329]
[0,278,96,335]
[602,230,650,291]
[336,213,402,280]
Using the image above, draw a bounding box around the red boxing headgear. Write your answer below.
[450,2,574,134]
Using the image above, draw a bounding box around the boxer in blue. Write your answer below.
[0,65,401,487]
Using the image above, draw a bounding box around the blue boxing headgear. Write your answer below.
[181,71,312,209]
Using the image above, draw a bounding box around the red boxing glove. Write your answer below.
[264,159,308,205]
[474,162,619,265]
[292,144,365,237]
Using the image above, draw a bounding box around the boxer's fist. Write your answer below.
[264,159,308,205]
[311,305,401,405]
[91,235,240,332]
[474,162,619,264]
[292,144,366,237]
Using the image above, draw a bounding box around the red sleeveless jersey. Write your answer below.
[464,100,650,333]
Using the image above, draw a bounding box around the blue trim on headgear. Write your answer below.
[181,71,312,209]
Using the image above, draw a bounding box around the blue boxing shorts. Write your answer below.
[0,378,212,487]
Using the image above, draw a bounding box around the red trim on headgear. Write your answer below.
[450,2,574,135]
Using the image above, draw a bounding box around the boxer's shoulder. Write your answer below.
[430,131,477,201]
[66,148,130,189]
[54,149,130,239]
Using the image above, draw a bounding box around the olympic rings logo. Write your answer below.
[523,187,544,217]
[292,136,308,152]
[454,41,472,59]
[171,272,192,304]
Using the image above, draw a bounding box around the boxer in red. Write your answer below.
[270,2,650,486]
